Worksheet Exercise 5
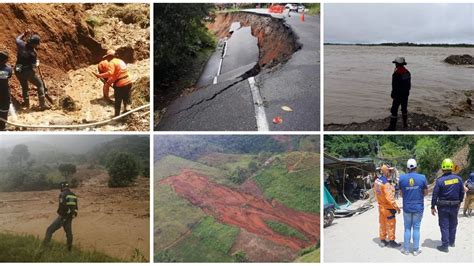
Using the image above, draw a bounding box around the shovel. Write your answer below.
[37,64,54,105]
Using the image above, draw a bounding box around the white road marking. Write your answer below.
[212,76,217,84]
[213,40,227,83]
[248,77,269,131]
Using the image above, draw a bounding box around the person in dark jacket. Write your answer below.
[43,182,78,251]
[431,158,464,253]
[0,51,13,131]
[15,30,50,110]
[385,57,411,131]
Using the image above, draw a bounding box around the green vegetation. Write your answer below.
[154,155,226,184]
[154,3,216,110]
[265,220,307,241]
[295,246,320,262]
[106,4,150,28]
[107,153,140,187]
[89,136,150,178]
[325,135,470,180]
[58,164,77,180]
[232,250,249,262]
[306,3,320,15]
[155,184,205,250]
[253,152,320,213]
[156,216,239,262]
[0,233,119,262]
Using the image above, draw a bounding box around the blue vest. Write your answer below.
[399,172,427,213]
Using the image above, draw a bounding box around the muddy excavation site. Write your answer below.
[0,3,150,131]
[157,10,320,131]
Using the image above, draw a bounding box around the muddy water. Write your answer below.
[325,45,474,128]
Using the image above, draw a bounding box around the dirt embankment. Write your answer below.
[207,11,299,69]
[0,3,150,130]
[444,54,474,65]
[160,169,320,251]
[0,166,150,261]
[325,113,451,131]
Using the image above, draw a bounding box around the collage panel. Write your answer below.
[0,135,150,262]
[154,3,321,131]
[0,3,150,132]
[324,3,474,131]
[323,135,473,262]
[154,135,320,262]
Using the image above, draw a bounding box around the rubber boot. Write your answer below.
[23,98,30,109]
[384,117,397,131]
[402,114,408,128]
[38,96,51,111]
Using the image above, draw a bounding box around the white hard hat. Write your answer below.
[407,158,417,169]
[392,57,407,65]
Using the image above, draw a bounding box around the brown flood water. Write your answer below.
[324,45,474,130]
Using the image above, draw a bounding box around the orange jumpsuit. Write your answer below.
[374,176,400,241]
[97,58,132,98]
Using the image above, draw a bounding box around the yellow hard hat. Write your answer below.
[441,158,454,171]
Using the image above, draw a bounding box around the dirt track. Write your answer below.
[0,167,150,261]
[160,169,320,251]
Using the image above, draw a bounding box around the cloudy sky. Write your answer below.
[325,4,474,44]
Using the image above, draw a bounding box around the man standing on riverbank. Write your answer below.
[385,57,411,131]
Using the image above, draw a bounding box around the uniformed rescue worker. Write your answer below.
[463,172,474,216]
[399,159,428,256]
[0,51,13,131]
[15,30,50,110]
[374,164,401,248]
[385,57,411,131]
[43,181,78,251]
[431,158,464,253]
[94,49,132,117]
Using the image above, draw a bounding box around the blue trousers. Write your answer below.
[438,206,458,248]
[403,211,423,251]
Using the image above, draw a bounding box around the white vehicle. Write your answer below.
[297,5,305,12]
[285,3,298,12]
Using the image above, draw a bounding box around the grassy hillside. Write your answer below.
[197,153,256,172]
[253,152,320,213]
[156,216,239,262]
[155,184,205,250]
[154,155,232,185]
[0,233,119,262]
[295,248,320,262]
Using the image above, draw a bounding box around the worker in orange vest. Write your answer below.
[374,164,401,248]
[94,50,132,117]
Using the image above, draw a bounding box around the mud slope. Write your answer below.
[0,167,150,261]
[0,3,150,131]
[160,170,320,251]
[208,11,299,69]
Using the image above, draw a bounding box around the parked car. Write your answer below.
[297,5,305,12]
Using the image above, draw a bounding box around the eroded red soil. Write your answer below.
[160,169,320,250]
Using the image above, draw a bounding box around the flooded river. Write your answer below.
[324,45,474,130]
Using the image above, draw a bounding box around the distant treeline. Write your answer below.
[325,42,474,48]
[154,135,319,161]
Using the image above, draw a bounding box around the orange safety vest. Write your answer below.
[97,58,132,88]
[374,176,399,210]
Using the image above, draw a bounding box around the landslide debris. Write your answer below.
[0,3,150,131]
[444,54,474,65]
[160,170,320,251]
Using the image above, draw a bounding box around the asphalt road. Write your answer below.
[156,9,320,131]
[324,197,473,263]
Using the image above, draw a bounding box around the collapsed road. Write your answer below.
[156,9,320,131]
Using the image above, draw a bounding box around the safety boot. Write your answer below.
[388,240,401,248]
[23,98,30,109]
[436,245,449,253]
[402,114,408,128]
[38,96,51,111]
[380,239,389,247]
[384,117,397,131]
